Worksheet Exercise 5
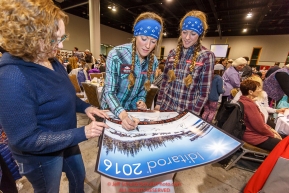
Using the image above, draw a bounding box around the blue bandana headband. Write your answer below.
[182,16,204,36]
[133,19,162,40]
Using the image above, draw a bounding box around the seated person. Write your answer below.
[232,75,286,128]
[99,64,105,73]
[238,79,282,151]
[88,67,100,80]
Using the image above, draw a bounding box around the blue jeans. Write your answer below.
[20,145,85,193]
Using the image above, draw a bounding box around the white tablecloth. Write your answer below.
[275,113,289,135]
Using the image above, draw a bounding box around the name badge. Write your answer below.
[195,62,204,66]
[120,64,131,74]
[168,57,175,62]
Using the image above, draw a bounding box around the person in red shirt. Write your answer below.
[238,79,282,151]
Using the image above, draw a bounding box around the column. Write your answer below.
[89,0,101,59]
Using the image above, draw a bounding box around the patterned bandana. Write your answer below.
[133,19,162,40]
[182,16,204,36]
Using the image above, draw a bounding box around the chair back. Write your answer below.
[145,87,159,109]
[102,72,106,79]
[68,74,81,93]
[82,82,101,108]
[90,73,103,80]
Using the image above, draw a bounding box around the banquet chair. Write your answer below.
[81,82,101,108]
[102,72,106,79]
[68,74,84,98]
[224,142,270,171]
[145,87,159,109]
[90,73,103,80]
[82,82,101,124]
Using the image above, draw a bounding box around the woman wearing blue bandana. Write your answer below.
[101,12,163,130]
[155,10,215,115]
[101,12,176,193]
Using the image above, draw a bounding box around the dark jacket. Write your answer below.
[265,66,280,78]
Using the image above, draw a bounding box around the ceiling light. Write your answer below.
[243,28,247,32]
[112,5,116,11]
[246,12,252,18]
[163,32,167,36]
[108,5,112,9]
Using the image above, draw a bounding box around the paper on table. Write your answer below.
[284,109,289,119]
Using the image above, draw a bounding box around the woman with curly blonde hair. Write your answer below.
[155,10,215,115]
[0,0,109,192]
[101,12,163,130]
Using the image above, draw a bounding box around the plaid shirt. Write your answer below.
[101,43,158,117]
[156,45,215,115]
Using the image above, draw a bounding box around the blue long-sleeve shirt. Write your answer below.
[101,43,158,117]
[0,53,90,164]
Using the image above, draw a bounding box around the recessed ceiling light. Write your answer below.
[246,12,252,18]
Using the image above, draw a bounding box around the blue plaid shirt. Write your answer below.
[101,43,158,117]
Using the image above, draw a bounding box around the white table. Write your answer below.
[275,114,289,135]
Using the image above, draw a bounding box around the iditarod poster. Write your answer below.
[95,110,242,181]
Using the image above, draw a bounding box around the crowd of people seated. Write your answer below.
[202,57,289,152]
[56,48,106,75]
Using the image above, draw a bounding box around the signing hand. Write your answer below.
[85,106,109,121]
[119,111,139,131]
[84,121,109,139]
[136,101,147,110]
[154,105,160,111]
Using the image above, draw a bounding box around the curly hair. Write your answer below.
[247,75,264,100]
[128,12,164,91]
[69,56,78,70]
[0,0,68,62]
[167,10,208,87]
[240,79,261,96]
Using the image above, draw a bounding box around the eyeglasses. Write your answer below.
[51,34,67,45]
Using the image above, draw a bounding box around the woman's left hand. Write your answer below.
[136,101,147,110]
[276,108,286,114]
[85,106,109,121]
